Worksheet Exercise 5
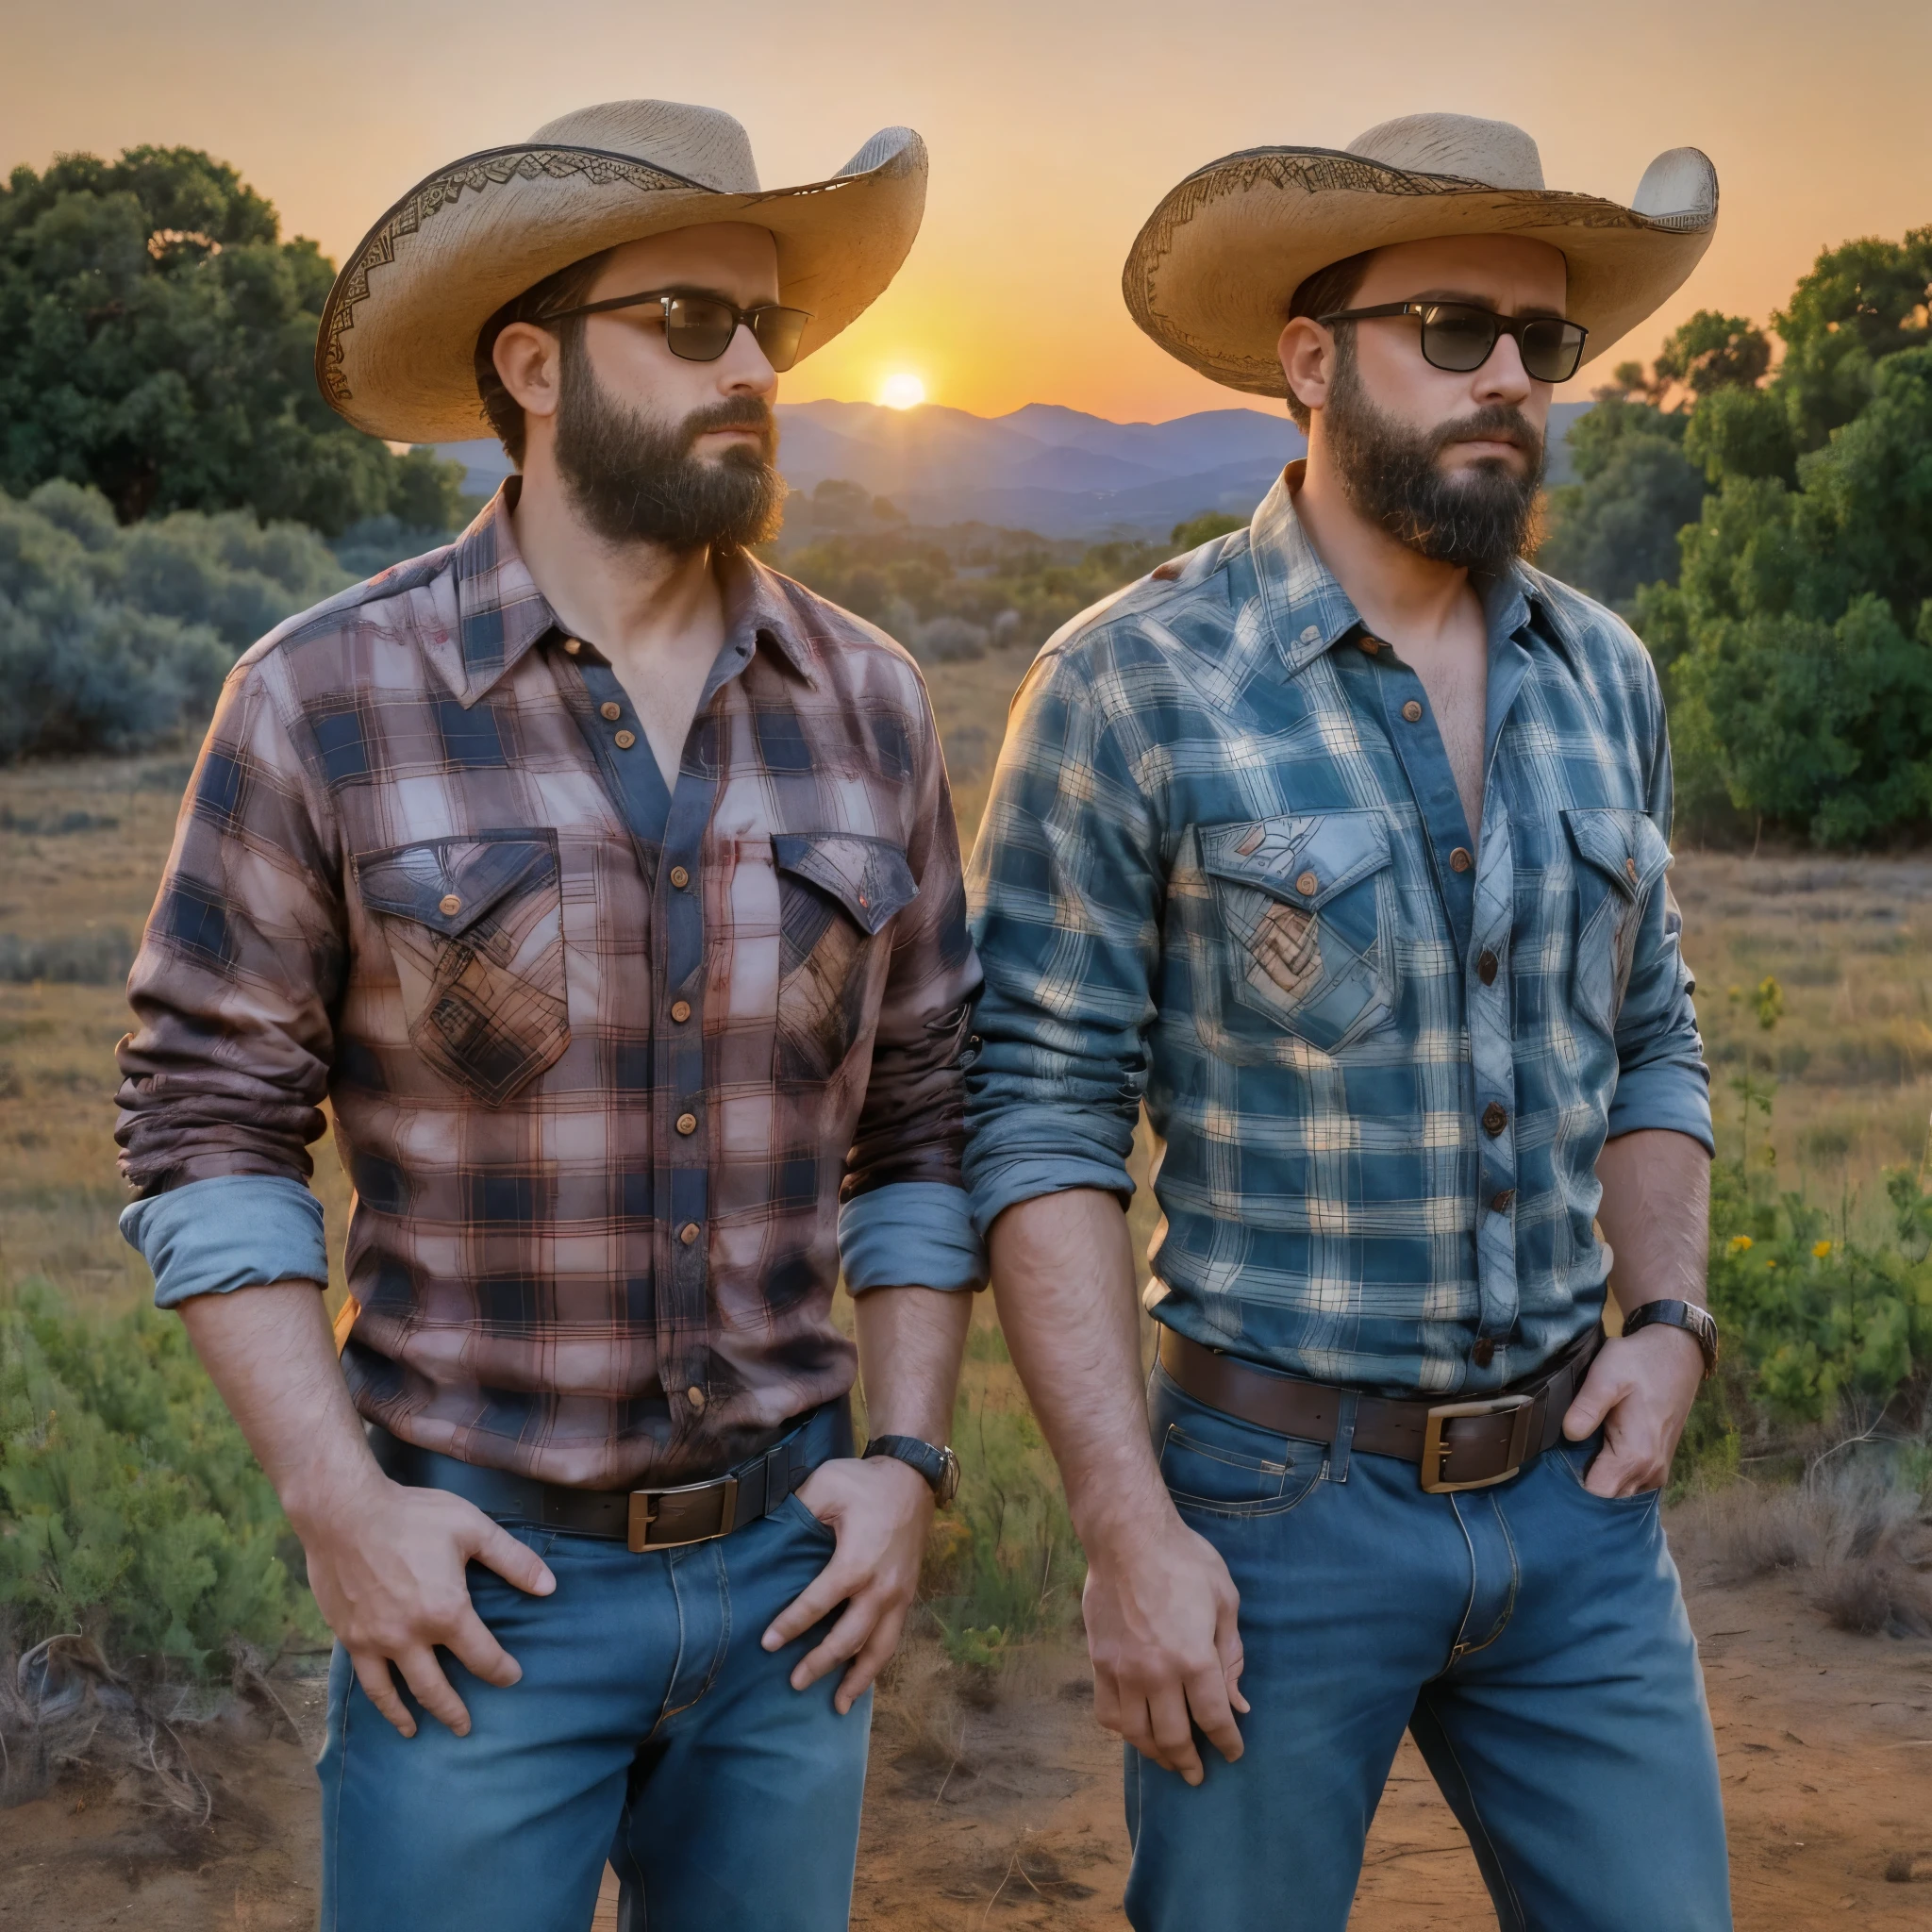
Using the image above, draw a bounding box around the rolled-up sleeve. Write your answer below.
[962,641,1161,1236]
[1607,692,1714,1153]
[838,677,986,1291]
[115,655,344,1306]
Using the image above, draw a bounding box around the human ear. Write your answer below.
[492,322,563,422]
[1277,317,1334,416]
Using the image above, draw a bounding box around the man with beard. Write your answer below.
[964,115,1733,1929]
[115,102,977,1932]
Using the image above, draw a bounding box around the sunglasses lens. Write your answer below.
[1521,320,1588,384]
[1418,306,1498,374]
[662,298,738,362]
[750,307,810,373]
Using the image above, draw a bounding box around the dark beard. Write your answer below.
[1323,344,1545,573]
[553,339,784,553]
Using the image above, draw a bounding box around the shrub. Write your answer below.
[0,1288,324,1675]
[0,480,349,760]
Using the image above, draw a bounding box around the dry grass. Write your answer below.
[1677,850,1932,1233]
[1683,1461,1932,1638]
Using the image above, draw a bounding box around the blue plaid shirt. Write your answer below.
[962,467,1711,1396]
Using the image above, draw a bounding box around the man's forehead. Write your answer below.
[1355,233,1568,298]
[596,223,779,287]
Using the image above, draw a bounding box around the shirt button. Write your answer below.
[599,700,623,722]
[1482,1101,1508,1137]
[1477,949,1498,985]
[1472,1338,1496,1368]
[687,1385,707,1412]
[675,1111,698,1136]
[614,728,637,750]
[1358,635,1380,656]
[679,1222,700,1245]
[563,638,581,655]
[670,999,691,1024]
[1295,870,1319,896]
[1401,700,1424,724]
[1624,856,1638,882]
[1491,1188,1515,1213]
[669,865,691,890]
[438,892,462,917]
[1450,846,1474,873]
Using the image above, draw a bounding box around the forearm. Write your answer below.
[1595,1127,1710,1316]
[178,1279,382,1532]
[852,1283,973,1444]
[987,1188,1164,1553]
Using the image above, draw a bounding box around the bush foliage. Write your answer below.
[0,1289,324,1674]
[1541,228,1932,845]
[0,479,348,760]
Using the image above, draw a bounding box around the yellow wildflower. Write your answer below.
[1726,1235,1754,1255]
[1811,1240,1832,1259]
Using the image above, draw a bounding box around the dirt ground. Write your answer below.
[6,1531,1927,1932]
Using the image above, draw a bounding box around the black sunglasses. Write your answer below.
[535,290,813,373]
[1318,301,1589,385]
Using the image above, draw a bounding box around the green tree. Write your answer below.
[1538,397,1706,611]
[0,146,468,536]
[1657,344,1932,842]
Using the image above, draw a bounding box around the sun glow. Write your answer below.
[878,372,926,409]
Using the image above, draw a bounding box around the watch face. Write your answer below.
[937,1445,961,1507]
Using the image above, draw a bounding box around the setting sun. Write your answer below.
[878,372,926,410]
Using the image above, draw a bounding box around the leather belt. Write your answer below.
[1157,1328,1602,1493]
[367,1398,852,1551]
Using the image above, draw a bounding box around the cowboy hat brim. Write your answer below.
[1124,144,1719,398]
[318,127,926,444]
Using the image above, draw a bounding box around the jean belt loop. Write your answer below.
[1327,1390,1359,1484]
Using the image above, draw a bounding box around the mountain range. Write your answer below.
[435,398,1591,540]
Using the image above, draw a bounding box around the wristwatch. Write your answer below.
[863,1434,960,1507]
[1622,1300,1720,1380]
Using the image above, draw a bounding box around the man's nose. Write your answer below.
[1476,331,1535,404]
[718,324,779,396]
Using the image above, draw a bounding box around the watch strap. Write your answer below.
[863,1434,958,1505]
[1622,1299,1719,1379]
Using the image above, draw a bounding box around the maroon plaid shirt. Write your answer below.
[117,491,981,1488]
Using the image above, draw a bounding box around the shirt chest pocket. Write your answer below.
[1562,807,1672,1037]
[1194,810,1395,1059]
[772,833,917,1084]
[354,830,570,1106]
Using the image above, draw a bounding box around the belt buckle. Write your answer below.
[1420,1394,1534,1494]
[627,1474,739,1552]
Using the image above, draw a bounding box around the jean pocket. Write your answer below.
[1557,1441,1662,1508]
[782,1491,840,1549]
[1158,1422,1324,1520]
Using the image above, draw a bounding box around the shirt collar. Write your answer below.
[435,480,818,706]
[1247,459,1550,679]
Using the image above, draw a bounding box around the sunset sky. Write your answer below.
[8,0,1928,425]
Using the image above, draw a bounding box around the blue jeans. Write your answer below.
[316,1491,869,1932]
[1124,1365,1731,1931]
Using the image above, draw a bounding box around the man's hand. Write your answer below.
[760,1454,934,1714]
[294,1475,556,1740]
[1083,1512,1248,1787]
[1561,1323,1705,1497]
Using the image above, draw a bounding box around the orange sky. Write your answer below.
[7,1,1929,422]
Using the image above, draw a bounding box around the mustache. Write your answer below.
[1428,404,1544,467]
[681,395,777,457]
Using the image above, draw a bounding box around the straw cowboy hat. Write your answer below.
[317,99,927,443]
[1124,113,1718,397]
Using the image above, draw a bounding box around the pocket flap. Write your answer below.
[1199,811,1391,909]
[773,833,917,937]
[355,832,558,939]
[1561,808,1670,903]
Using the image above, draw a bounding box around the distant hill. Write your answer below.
[437,397,1595,540]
